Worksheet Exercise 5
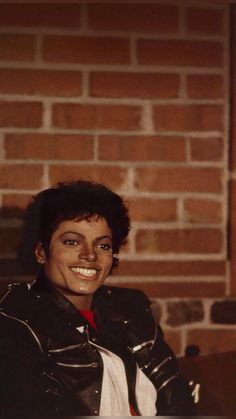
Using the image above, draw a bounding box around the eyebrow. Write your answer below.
[59,231,112,241]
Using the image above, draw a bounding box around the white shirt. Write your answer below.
[91,343,157,416]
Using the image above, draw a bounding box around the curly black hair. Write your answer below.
[18,180,131,274]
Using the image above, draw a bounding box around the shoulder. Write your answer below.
[101,284,150,303]
[0,281,31,298]
[0,282,32,310]
[97,285,151,317]
[0,282,34,333]
[0,282,44,352]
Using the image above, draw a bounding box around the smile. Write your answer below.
[70,267,97,277]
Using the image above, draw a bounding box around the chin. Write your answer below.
[74,284,96,294]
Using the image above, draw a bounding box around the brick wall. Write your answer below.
[0,1,234,356]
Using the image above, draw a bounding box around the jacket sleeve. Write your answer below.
[0,313,67,415]
[127,314,195,415]
[106,288,196,416]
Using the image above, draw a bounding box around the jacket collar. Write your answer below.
[30,271,80,318]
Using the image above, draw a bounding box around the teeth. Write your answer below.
[71,267,97,277]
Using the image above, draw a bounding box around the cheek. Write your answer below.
[104,256,113,272]
[47,250,68,270]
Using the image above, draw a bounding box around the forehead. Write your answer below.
[52,217,112,238]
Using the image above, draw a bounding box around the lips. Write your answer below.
[70,266,98,278]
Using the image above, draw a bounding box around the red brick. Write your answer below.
[0,228,22,255]
[0,102,42,128]
[186,8,224,34]
[231,114,236,170]
[0,4,81,27]
[134,167,222,193]
[98,135,186,162]
[49,165,127,191]
[88,4,179,33]
[0,69,82,97]
[230,180,236,295]
[164,330,181,356]
[231,110,236,170]
[111,282,225,298]
[0,34,35,61]
[231,6,236,170]
[119,240,131,255]
[186,329,236,355]
[137,39,223,67]
[167,300,204,327]
[190,137,223,161]
[2,194,31,216]
[43,36,130,65]
[0,258,26,277]
[114,260,226,277]
[150,301,162,322]
[136,228,223,254]
[127,197,177,222]
[210,300,236,324]
[187,74,223,99]
[153,105,223,131]
[5,134,94,160]
[0,165,43,189]
[184,199,222,224]
[53,104,141,131]
[90,72,179,99]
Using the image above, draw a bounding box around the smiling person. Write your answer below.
[0,180,195,416]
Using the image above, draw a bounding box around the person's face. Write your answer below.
[35,217,113,299]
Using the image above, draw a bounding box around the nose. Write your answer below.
[79,243,96,262]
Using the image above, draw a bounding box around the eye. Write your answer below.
[97,243,112,251]
[63,239,79,246]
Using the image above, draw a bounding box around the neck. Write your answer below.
[59,290,93,311]
[68,294,93,311]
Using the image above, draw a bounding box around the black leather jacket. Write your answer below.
[0,276,195,416]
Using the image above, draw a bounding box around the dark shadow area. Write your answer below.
[179,350,236,415]
[0,205,25,219]
[0,205,31,296]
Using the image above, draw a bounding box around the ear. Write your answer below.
[35,242,46,264]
